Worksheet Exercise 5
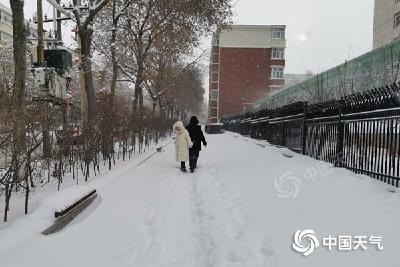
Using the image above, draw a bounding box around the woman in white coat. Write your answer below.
[173,120,193,172]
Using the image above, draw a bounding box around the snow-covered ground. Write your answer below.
[0,132,400,267]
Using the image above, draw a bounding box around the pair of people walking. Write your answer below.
[173,116,207,172]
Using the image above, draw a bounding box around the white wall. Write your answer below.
[219,25,286,49]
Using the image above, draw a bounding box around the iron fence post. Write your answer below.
[335,100,345,167]
[302,102,308,155]
[281,117,286,147]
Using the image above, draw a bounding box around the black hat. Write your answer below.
[190,116,199,125]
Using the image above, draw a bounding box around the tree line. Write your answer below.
[0,0,232,222]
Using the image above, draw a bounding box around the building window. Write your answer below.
[0,32,11,42]
[272,48,285,59]
[210,91,219,101]
[395,12,400,28]
[271,67,284,79]
[211,32,220,46]
[211,36,219,46]
[211,71,219,82]
[0,10,11,25]
[272,27,285,39]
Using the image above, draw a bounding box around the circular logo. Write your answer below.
[274,172,301,199]
[293,229,320,256]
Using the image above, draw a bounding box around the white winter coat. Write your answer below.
[173,121,193,162]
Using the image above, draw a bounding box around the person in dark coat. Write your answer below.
[186,116,207,172]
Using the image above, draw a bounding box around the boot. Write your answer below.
[189,158,196,172]
[181,162,187,172]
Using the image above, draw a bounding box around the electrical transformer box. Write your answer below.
[45,48,72,72]
[32,47,72,72]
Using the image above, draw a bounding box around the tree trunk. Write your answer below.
[4,182,11,222]
[9,0,27,221]
[24,172,29,214]
[41,102,51,158]
[158,98,164,117]
[110,1,118,109]
[133,60,144,118]
[79,26,97,125]
[152,99,157,115]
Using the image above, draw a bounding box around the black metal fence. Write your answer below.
[222,83,400,187]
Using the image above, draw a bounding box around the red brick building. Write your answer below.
[208,25,286,122]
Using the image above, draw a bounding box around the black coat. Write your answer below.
[186,124,207,151]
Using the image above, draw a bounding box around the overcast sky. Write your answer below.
[229,0,374,74]
[2,0,375,74]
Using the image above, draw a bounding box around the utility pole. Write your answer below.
[54,0,68,139]
[37,0,51,159]
[37,0,44,65]
[56,0,62,43]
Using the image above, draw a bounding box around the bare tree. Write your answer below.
[71,0,110,125]
[6,0,27,222]
[117,0,232,118]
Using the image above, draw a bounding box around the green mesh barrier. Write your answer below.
[252,38,400,111]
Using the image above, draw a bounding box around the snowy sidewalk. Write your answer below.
[0,132,400,267]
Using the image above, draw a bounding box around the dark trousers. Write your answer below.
[181,161,186,169]
[189,149,200,170]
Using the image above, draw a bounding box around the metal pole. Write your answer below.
[302,102,308,155]
[53,5,57,37]
[53,0,68,139]
[37,0,51,158]
[56,0,62,43]
[37,0,44,66]
[335,100,345,167]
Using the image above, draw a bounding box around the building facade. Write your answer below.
[373,0,400,49]
[208,25,286,123]
[0,3,12,43]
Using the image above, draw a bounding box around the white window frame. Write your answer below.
[211,52,219,64]
[210,72,219,82]
[272,27,285,39]
[211,37,219,46]
[0,32,12,42]
[271,48,285,59]
[0,10,11,25]
[395,12,400,28]
[210,90,219,101]
[271,66,284,79]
